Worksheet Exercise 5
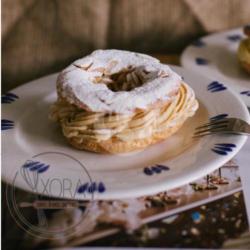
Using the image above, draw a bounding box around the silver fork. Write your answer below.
[194,118,250,138]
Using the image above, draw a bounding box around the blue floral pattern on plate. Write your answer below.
[227,34,242,42]
[2,93,19,104]
[22,160,50,173]
[210,113,229,121]
[77,182,106,194]
[240,91,250,97]
[1,119,14,130]
[144,164,170,176]
[195,57,209,65]
[207,81,227,92]
[211,143,236,155]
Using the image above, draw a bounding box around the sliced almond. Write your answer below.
[93,76,103,83]
[159,71,169,78]
[90,67,105,74]
[73,62,93,71]
[105,60,119,74]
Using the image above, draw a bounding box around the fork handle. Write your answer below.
[239,121,250,135]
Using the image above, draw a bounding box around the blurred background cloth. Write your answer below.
[2,0,250,91]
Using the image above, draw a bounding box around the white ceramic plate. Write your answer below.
[2,66,249,200]
[181,27,250,107]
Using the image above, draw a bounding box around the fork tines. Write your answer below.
[194,119,230,137]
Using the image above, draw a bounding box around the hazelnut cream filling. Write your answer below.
[50,83,198,143]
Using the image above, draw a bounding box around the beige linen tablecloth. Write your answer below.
[2,0,250,92]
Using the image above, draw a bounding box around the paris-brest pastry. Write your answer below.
[50,50,198,153]
[238,25,250,74]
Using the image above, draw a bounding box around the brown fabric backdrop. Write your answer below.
[2,0,250,92]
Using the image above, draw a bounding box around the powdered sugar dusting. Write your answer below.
[58,50,182,114]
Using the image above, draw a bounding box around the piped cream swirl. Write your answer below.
[50,83,198,143]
